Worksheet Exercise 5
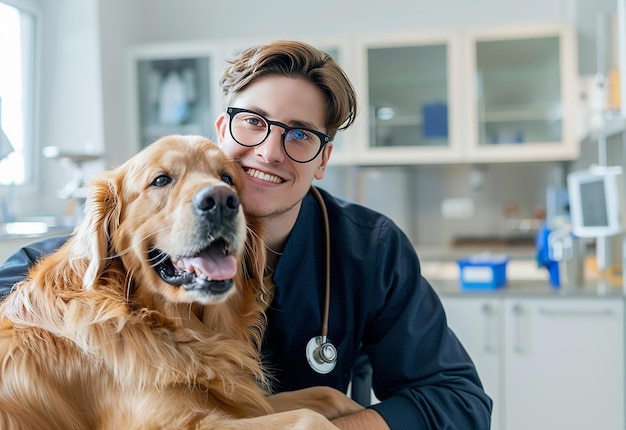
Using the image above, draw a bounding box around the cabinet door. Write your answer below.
[355,31,463,164]
[465,23,579,162]
[440,296,503,430]
[303,37,358,166]
[504,298,624,430]
[129,43,223,150]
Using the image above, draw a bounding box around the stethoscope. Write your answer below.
[305,186,338,374]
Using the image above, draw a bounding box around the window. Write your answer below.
[0,1,37,185]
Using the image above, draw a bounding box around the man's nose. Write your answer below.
[255,126,285,162]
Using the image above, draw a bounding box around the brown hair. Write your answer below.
[219,40,357,141]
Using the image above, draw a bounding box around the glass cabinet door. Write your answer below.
[135,56,212,148]
[466,24,578,162]
[369,43,450,149]
[130,44,223,151]
[356,33,462,164]
[476,36,561,145]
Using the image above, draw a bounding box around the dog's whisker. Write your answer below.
[105,228,172,262]
[107,247,133,260]
[148,250,170,268]
[246,226,263,244]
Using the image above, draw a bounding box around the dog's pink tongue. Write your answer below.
[181,249,237,281]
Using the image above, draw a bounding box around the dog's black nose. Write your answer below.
[193,185,240,221]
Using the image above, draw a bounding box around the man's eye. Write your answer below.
[151,175,173,187]
[290,129,309,140]
[221,174,234,186]
[245,116,264,127]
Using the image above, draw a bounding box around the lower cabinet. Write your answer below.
[440,296,625,430]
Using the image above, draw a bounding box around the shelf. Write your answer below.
[479,104,561,123]
[374,114,422,127]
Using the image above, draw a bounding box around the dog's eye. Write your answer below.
[152,175,173,187]
[221,174,234,186]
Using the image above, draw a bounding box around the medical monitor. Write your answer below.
[567,166,626,238]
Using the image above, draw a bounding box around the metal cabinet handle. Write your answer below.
[538,308,613,317]
[481,303,494,353]
[512,303,524,353]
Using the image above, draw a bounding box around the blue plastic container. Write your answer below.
[457,255,509,290]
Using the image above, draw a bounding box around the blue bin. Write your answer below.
[457,256,509,290]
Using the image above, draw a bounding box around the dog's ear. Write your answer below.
[70,172,121,289]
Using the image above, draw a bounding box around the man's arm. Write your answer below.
[362,221,493,429]
[0,235,69,299]
[267,386,389,430]
[331,408,389,430]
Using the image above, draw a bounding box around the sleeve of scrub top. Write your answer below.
[0,235,69,299]
[363,220,493,429]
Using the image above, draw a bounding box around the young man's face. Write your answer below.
[215,75,332,219]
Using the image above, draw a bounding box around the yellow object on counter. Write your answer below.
[585,256,623,287]
[607,68,621,111]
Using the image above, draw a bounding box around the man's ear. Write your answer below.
[215,112,228,146]
[314,144,333,180]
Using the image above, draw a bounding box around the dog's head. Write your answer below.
[72,135,250,305]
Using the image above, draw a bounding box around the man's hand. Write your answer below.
[266,386,364,420]
[331,408,390,430]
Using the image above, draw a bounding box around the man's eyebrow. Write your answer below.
[248,106,322,131]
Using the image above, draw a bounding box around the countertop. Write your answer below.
[422,259,625,299]
[431,278,625,298]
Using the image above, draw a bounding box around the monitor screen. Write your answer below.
[579,179,608,227]
[567,166,625,238]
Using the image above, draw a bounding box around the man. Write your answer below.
[0,40,492,429]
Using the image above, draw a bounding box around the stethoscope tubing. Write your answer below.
[310,186,331,338]
[306,186,337,374]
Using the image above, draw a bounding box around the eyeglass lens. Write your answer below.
[229,109,324,162]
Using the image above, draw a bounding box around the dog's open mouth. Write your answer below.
[149,238,237,294]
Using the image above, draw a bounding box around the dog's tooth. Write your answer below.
[190,264,207,279]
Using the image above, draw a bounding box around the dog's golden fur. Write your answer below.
[0,136,342,429]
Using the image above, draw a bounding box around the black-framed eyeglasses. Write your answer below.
[226,107,330,163]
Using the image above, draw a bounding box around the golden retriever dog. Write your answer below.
[0,136,347,429]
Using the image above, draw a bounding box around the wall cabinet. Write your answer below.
[128,23,579,164]
[441,296,625,430]
[464,23,579,162]
[353,23,578,164]
[353,30,464,164]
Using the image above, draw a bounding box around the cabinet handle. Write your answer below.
[512,304,524,353]
[481,303,494,353]
[538,308,614,317]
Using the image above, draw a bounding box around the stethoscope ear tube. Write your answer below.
[306,187,337,374]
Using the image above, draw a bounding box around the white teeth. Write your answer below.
[246,168,282,184]
[173,260,209,280]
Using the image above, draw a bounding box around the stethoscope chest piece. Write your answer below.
[306,335,337,374]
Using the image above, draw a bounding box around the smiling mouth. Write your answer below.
[149,238,237,295]
[244,167,284,184]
